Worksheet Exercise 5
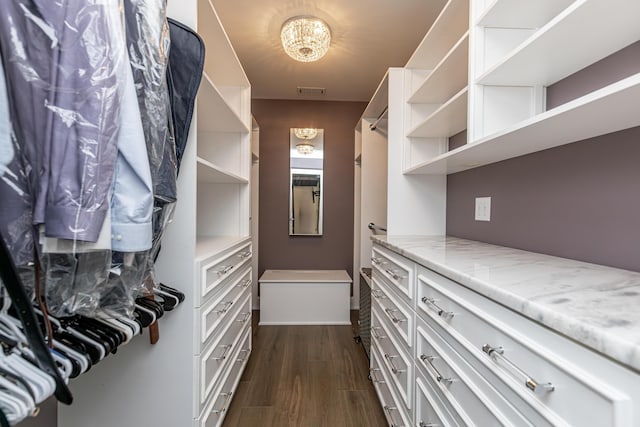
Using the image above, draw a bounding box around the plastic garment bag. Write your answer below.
[124,0,177,205]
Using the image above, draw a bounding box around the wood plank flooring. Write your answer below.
[223,311,387,427]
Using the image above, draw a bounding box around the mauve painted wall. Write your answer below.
[446,126,640,272]
[447,42,640,272]
[252,99,366,279]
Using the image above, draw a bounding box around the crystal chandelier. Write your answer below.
[294,128,318,140]
[296,143,314,155]
[281,17,331,62]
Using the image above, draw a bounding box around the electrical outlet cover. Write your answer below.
[475,197,491,221]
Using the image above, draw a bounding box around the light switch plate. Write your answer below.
[475,197,491,221]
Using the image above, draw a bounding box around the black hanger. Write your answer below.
[0,232,73,404]
[0,407,9,427]
[158,283,185,303]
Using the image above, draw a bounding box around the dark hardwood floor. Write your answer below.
[223,311,387,427]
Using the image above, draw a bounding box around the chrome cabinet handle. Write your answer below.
[371,289,386,299]
[384,268,405,281]
[239,250,252,259]
[214,301,234,314]
[213,344,233,361]
[211,391,233,414]
[237,279,252,288]
[217,265,234,275]
[384,353,406,374]
[420,422,438,427]
[369,368,385,384]
[384,308,406,324]
[236,348,251,363]
[371,257,384,266]
[421,297,454,319]
[383,405,399,427]
[370,326,386,340]
[482,344,554,393]
[420,354,453,385]
[236,312,251,323]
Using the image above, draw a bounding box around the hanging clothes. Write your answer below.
[123,0,177,205]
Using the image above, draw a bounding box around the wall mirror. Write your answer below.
[289,128,324,236]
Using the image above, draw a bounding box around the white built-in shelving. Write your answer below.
[407,87,468,138]
[477,0,640,86]
[406,73,640,174]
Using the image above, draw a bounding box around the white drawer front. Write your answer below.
[370,344,412,427]
[372,245,414,303]
[371,275,414,349]
[199,268,252,349]
[200,242,252,305]
[417,316,538,426]
[371,304,413,411]
[199,327,251,427]
[415,368,462,427]
[199,294,252,408]
[417,266,633,427]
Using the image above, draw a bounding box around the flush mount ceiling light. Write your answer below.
[296,142,314,155]
[281,16,331,62]
[294,127,318,140]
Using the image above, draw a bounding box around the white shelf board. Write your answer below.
[477,0,640,86]
[197,0,249,87]
[407,87,468,138]
[406,0,469,70]
[195,235,250,261]
[197,73,250,133]
[405,73,640,175]
[361,72,389,120]
[409,32,469,104]
[197,156,248,184]
[477,0,574,28]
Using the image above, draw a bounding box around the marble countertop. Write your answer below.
[373,235,640,373]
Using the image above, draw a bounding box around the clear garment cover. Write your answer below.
[0,0,175,318]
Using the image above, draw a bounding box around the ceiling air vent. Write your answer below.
[297,86,326,96]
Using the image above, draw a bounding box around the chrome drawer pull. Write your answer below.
[482,344,554,394]
[211,391,233,414]
[237,279,252,288]
[371,289,386,299]
[370,326,386,340]
[237,348,251,363]
[236,312,251,323]
[214,301,234,314]
[213,344,233,361]
[239,250,252,258]
[383,405,399,427]
[421,297,454,319]
[371,257,385,266]
[420,422,438,427]
[420,354,453,385]
[369,368,385,384]
[384,308,406,324]
[384,268,405,281]
[384,353,406,374]
[217,265,234,275]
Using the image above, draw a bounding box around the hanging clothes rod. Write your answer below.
[369,106,388,131]
[368,222,387,233]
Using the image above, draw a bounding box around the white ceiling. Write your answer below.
[212,0,447,102]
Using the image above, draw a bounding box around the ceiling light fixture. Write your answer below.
[296,143,314,155]
[281,16,331,63]
[294,128,318,140]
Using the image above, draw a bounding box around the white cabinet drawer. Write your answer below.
[370,344,412,427]
[199,242,252,305]
[371,304,414,411]
[415,367,462,427]
[372,245,415,303]
[197,267,251,350]
[417,265,633,427]
[198,327,251,427]
[371,275,414,349]
[198,294,252,410]
[416,316,536,426]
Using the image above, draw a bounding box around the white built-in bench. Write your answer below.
[258,270,352,325]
